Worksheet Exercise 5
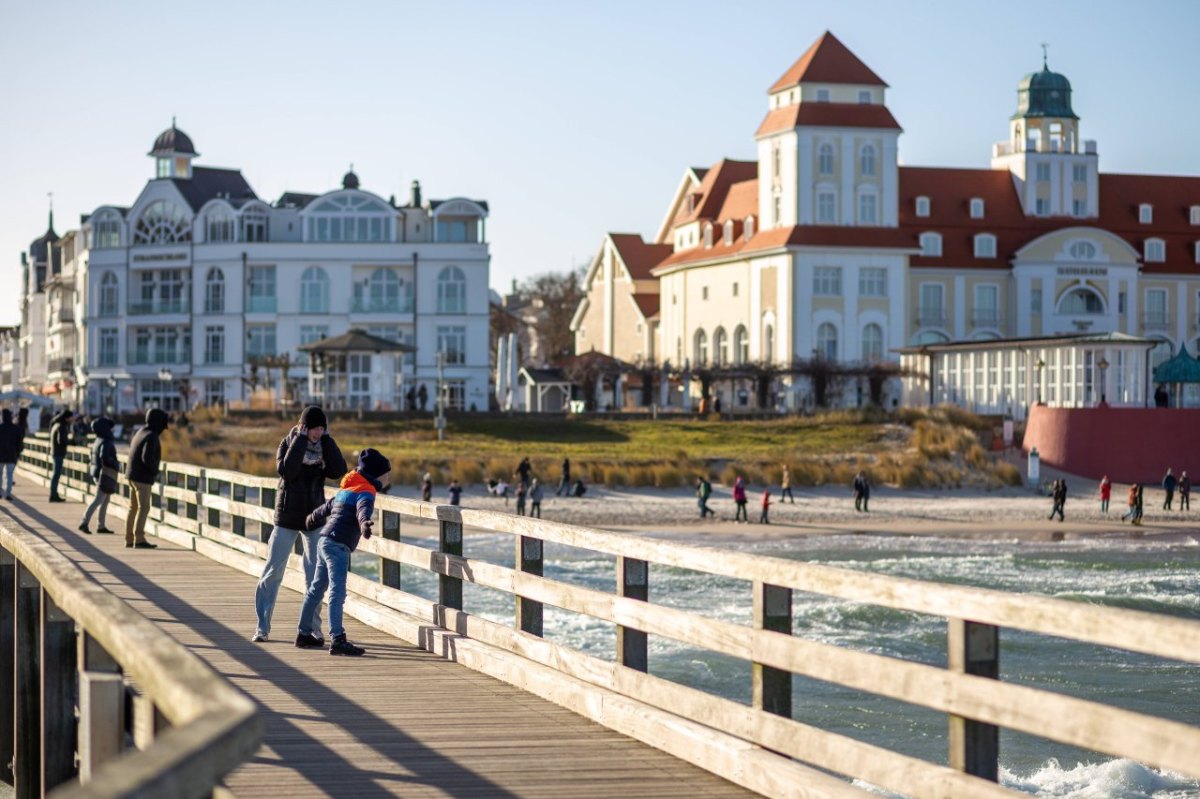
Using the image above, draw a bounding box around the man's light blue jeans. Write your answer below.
[0,462,14,497]
[255,525,323,639]
[298,536,351,640]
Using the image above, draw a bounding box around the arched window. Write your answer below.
[98,272,119,316]
[300,266,330,313]
[92,211,122,249]
[205,206,236,243]
[437,266,467,313]
[713,327,728,366]
[133,200,191,245]
[693,329,708,366]
[1068,240,1097,260]
[1058,287,1105,315]
[974,234,997,259]
[919,232,942,257]
[763,323,774,362]
[818,144,834,175]
[861,323,883,362]
[306,193,393,242]
[911,330,950,346]
[241,206,269,242]
[356,267,400,312]
[860,144,876,176]
[816,323,838,361]
[733,325,749,365]
[204,268,225,314]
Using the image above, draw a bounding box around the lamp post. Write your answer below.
[1035,358,1046,405]
[1097,355,1109,405]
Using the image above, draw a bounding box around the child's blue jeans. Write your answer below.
[298,536,351,640]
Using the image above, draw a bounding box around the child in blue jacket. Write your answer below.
[296,448,391,656]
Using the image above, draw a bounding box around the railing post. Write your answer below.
[131,691,169,751]
[948,619,999,781]
[438,517,463,610]
[0,548,14,786]
[14,563,40,799]
[617,557,648,672]
[260,485,275,542]
[752,582,792,718]
[516,536,543,636]
[78,633,123,783]
[380,510,401,589]
[41,592,77,794]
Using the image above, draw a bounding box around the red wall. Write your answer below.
[1023,405,1200,484]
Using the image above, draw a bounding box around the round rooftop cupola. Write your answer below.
[1013,62,1077,120]
[342,167,360,190]
[149,122,197,156]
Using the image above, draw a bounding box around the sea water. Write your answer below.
[353,533,1200,799]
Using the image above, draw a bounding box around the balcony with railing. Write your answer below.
[992,138,1098,158]
[971,309,1001,328]
[245,296,277,313]
[350,296,415,314]
[129,299,190,316]
[916,308,947,328]
[1142,312,1171,331]
[128,348,190,366]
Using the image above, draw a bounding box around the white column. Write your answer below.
[888,260,905,357]
[954,276,966,339]
[797,132,813,225]
[843,263,858,361]
[882,134,899,227]
[840,136,854,224]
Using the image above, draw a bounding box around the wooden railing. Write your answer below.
[0,488,260,798]
[19,435,1200,799]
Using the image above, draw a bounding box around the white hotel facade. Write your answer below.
[18,124,491,413]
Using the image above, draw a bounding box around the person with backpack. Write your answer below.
[125,408,169,549]
[79,417,119,535]
[696,475,715,518]
[48,408,74,502]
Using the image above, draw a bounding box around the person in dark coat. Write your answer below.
[0,409,22,500]
[125,408,169,549]
[417,383,429,411]
[557,457,571,496]
[1048,479,1067,522]
[1162,468,1177,510]
[79,417,119,534]
[48,409,74,502]
[516,456,532,488]
[253,406,347,644]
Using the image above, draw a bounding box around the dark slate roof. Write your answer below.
[297,328,416,354]
[149,124,197,156]
[171,167,257,211]
[28,215,59,262]
[275,191,319,209]
[430,198,490,213]
[342,170,360,190]
[1153,344,1200,384]
[521,367,571,384]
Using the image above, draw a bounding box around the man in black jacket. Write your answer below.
[125,408,169,549]
[0,409,22,500]
[252,406,347,644]
[48,409,74,502]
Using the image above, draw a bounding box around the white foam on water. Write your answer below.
[1001,758,1200,799]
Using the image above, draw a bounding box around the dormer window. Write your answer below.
[1139,204,1153,224]
[723,220,734,245]
[969,198,985,219]
[919,232,942,257]
[1144,238,1166,262]
[915,196,930,217]
[744,216,755,241]
[974,234,997,259]
[1191,205,1200,226]
[857,90,871,104]
[816,88,831,102]
[702,223,713,249]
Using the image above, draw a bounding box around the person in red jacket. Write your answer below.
[1099,475,1112,514]
[732,476,748,523]
[759,488,771,524]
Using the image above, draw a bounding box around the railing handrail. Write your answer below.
[0,520,260,798]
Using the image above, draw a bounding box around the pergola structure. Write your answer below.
[299,328,415,411]
[1152,344,1200,408]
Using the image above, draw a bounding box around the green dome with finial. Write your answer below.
[1012,50,1077,120]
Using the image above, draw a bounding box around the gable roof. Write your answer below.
[632,293,660,320]
[171,167,257,212]
[609,234,673,279]
[671,159,758,227]
[769,31,888,92]
[756,102,902,137]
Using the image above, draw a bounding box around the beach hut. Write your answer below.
[299,328,415,411]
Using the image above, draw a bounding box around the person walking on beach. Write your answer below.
[1099,475,1111,514]
[48,408,74,502]
[1180,471,1191,511]
[126,408,169,549]
[1122,483,1139,523]
[253,406,347,644]
[1048,479,1066,521]
[448,479,462,506]
[421,472,433,502]
[780,465,795,504]
[1162,468,1177,510]
[558,458,571,496]
[79,417,119,535]
[696,476,715,518]
[529,478,543,518]
[517,456,532,488]
[296,448,391,657]
[1135,483,1145,525]
[853,471,871,513]
[0,410,20,501]
[732,476,749,523]
[515,480,528,516]
[759,488,771,524]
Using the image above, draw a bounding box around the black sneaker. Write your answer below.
[49,496,66,503]
[78,523,91,534]
[133,541,158,549]
[295,632,325,649]
[329,636,365,657]
[97,527,115,534]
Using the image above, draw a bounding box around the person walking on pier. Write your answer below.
[529,478,543,518]
[297,448,391,657]
[0,409,21,501]
[253,406,347,644]
[780,465,795,504]
[1180,471,1191,511]
[48,408,74,502]
[79,417,119,535]
[759,488,771,524]
[732,476,749,523]
[1162,468,1177,510]
[696,475,715,518]
[1099,475,1112,514]
[558,458,571,496]
[125,408,169,549]
[1048,479,1067,522]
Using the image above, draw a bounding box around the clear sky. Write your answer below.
[2,0,1199,325]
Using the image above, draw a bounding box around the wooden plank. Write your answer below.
[14,563,40,799]
[948,620,999,781]
[40,592,77,794]
[79,672,124,783]
[617,557,648,672]
[753,583,792,719]
[439,518,463,610]
[516,536,543,636]
[0,547,14,787]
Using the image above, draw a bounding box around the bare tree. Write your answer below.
[522,266,586,361]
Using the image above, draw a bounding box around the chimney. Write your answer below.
[410,180,422,208]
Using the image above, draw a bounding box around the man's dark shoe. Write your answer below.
[133,541,158,549]
[125,542,133,548]
[48,496,65,503]
[295,632,325,649]
[97,527,115,534]
[78,523,91,534]
[329,636,365,657]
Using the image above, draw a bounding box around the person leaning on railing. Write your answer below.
[252,406,347,645]
[126,408,169,549]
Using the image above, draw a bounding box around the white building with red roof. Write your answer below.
[571,30,1200,413]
